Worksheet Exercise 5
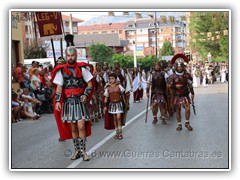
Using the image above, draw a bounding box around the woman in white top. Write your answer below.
[221,65,227,83]
[30,68,41,93]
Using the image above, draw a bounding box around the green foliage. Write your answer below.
[88,43,115,65]
[110,54,133,68]
[189,12,229,62]
[160,40,175,56]
[109,54,156,71]
[24,42,48,59]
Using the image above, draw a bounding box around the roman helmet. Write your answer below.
[65,46,77,56]
[56,57,66,65]
[170,53,189,72]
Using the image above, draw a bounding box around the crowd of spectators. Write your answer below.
[11,61,54,123]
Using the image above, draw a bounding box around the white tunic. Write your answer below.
[53,67,93,86]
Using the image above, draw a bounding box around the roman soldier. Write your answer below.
[103,73,126,140]
[123,67,133,111]
[165,61,175,117]
[146,61,168,125]
[52,46,94,161]
[102,62,112,85]
[113,62,126,88]
[167,54,195,131]
[93,63,105,120]
[112,62,128,123]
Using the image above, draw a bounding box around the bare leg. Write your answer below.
[185,103,193,131]
[152,102,158,124]
[117,113,123,140]
[71,123,79,139]
[113,115,118,139]
[175,106,182,131]
[159,103,167,125]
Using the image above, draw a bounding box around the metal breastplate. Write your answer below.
[174,74,189,95]
[62,68,85,89]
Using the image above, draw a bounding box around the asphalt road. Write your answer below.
[11,82,229,169]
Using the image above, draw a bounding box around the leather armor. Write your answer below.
[151,71,166,94]
[107,84,121,102]
[169,72,192,95]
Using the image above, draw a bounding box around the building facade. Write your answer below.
[78,18,186,58]
[11,11,25,90]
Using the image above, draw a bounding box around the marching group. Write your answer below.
[11,45,228,161]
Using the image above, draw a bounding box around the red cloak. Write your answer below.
[51,62,94,139]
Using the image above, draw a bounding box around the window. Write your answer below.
[119,30,122,34]
[127,24,135,28]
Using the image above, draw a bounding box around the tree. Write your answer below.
[160,40,175,56]
[110,54,133,68]
[24,42,49,59]
[88,43,115,65]
[188,12,229,62]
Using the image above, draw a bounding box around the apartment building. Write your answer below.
[78,18,186,57]
[78,23,126,40]
[125,18,186,57]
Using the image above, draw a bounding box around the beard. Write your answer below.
[68,59,75,64]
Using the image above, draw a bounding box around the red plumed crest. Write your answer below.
[170,53,189,65]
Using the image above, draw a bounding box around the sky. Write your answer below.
[62,12,124,24]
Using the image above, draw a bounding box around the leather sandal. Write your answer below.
[81,151,90,161]
[152,117,158,124]
[118,130,123,140]
[114,130,119,139]
[185,122,193,131]
[71,150,81,160]
[161,117,167,125]
[176,124,182,131]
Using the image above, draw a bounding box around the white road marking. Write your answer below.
[67,107,149,168]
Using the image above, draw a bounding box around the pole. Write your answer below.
[155,12,158,59]
[69,13,73,34]
[51,38,57,66]
[133,41,137,67]
[60,38,63,58]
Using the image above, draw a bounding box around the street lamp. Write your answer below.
[148,12,158,59]
[168,16,175,47]
[154,12,158,59]
[133,40,137,68]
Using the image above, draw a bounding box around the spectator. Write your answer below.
[12,92,22,123]
[12,91,40,121]
[19,88,42,112]
[41,67,52,89]
[30,68,41,94]
[15,63,24,88]
[22,65,31,89]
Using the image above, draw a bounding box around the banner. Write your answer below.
[36,12,62,37]
[136,45,144,56]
